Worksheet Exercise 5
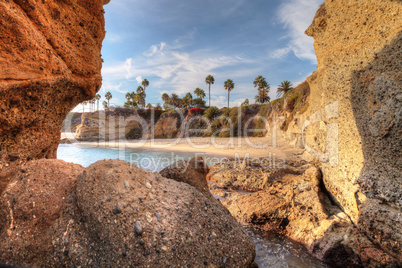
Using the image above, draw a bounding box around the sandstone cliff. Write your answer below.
[75,108,146,141]
[303,0,401,261]
[0,0,105,163]
[207,1,402,265]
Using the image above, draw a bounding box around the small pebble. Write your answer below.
[113,203,122,214]
[134,221,143,236]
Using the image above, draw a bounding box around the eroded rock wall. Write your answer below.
[0,0,105,162]
[305,0,401,260]
[75,108,146,141]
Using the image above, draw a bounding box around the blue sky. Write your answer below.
[80,0,323,111]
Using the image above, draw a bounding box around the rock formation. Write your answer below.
[0,0,105,163]
[160,157,214,200]
[210,158,399,267]
[304,0,401,262]
[152,111,184,139]
[75,108,146,141]
[0,159,256,267]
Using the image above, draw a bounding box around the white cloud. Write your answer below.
[272,0,322,63]
[136,76,143,84]
[211,96,247,108]
[105,32,123,43]
[102,36,242,96]
[271,47,292,59]
[124,58,133,80]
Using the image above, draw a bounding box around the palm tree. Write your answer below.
[136,86,146,108]
[253,75,267,90]
[95,94,101,111]
[183,92,193,109]
[142,79,149,92]
[241,99,249,106]
[224,79,234,108]
[194,88,206,100]
[105,92,112,107]
[205,75,214,107]
[170,93,180,108]
[277,80,294,98]
[253,75,270,104]
[254,88,270,104]
[82,101,88,113]
[132,93,141,108]
[161,93,170,102]
[102,100,108,110]
[90,98,96,112]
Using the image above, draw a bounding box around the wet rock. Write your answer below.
[218,165,398,266]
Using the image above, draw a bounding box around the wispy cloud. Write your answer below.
[102,33,245,96]
[272,0,322,63]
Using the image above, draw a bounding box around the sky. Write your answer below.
[78,0,323,111]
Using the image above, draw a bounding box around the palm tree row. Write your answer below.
[161,88,207,110]
[123,78,149,109]
[80,75,293,113]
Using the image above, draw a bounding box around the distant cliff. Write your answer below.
[75,108,145,141]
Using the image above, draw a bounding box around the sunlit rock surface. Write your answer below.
[0,159,256,267]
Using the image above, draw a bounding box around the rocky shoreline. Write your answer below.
[0,0,400,266]
[206,156,398,267]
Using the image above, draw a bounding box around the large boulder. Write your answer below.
[0,160,84,266]
[0,0,105,163]
[304,0,402,261]
[0,159,256,267]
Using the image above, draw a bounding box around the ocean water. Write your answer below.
[57,144,328,268]
[57,144,203,171]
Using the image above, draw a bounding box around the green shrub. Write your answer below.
[204,106,221,120]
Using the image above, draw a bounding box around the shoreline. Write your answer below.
[63,135,305,159]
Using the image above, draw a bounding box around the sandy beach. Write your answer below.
[61,132,304,159]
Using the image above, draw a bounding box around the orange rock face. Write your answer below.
[0,0,105,162]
